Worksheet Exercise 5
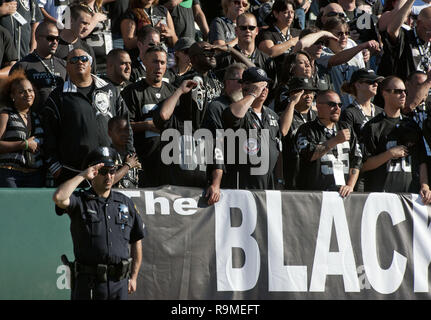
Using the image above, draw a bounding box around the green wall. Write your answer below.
[0,188,73,300]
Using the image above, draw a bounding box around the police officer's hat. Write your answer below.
[288,77,317,93]
[82,146,119,169]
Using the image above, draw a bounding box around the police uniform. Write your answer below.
[55,147,145,300]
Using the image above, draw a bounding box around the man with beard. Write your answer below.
[153,41,223,188]
[55,4,97,74]
[42,49,134,186]
[361,76,431,204]
[10,21,66,114]
[202,62,247,204]
[121,45,176,187]
[103,49,132,94]
[295,90,362,197]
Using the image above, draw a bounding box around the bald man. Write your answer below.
[10,21,66,114]
[42,48,134,186]
[379,1,431,79]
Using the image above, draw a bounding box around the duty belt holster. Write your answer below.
[74,258,132,283]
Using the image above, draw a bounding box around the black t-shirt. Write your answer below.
[378,27,430,80]
[0,0,43,60]
[121,80,176,187]
[295,120,362,191]
[361,113,426,193]
[106,0,129,35]
[222,106,282,190]
[55,37,97,74]
[256,25,301,73]
[282,108,317,190]
[169,0,199,39]
[10,53,66,114]
[340,102,384,141]
[0,25,17,67]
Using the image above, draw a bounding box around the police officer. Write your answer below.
[52,146,146,300]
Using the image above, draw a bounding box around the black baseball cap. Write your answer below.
[288,77,317,93]
[174,37,195,52]
[82,146,119,169]
[239,67,272,84]
[349,68,384,84]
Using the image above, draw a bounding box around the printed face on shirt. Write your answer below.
[143,50,167,85]
[10,80,35,110]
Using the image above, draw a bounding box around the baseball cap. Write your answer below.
[349,68,384,84]
[239,67,272,84]
[174,37,195,52]
[82,146,119,169]
[288,77,317,93]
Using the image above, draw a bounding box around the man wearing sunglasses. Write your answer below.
[9,21,66,114]
[42,48,135,187]
[53,146,146,300]
[361,76,431,204]
[216,12,277,100]
[295,90,362,197]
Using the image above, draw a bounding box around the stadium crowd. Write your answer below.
[1,0,431,205]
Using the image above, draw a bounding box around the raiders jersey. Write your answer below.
[295,120,362,191]
[362,113,426,193]
[121,80,177,187]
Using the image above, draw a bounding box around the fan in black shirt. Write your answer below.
[121,45,176,187]
[295,90,362,197]
[361,76,431,204]
[153,41,223,188]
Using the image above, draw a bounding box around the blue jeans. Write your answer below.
[0,168,44,188]
[295,8,306,30]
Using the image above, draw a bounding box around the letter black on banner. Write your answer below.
[117,187,431,300]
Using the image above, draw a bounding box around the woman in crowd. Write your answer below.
[340,68,384,191]
[209,0,250,47]
[273,50,313,113]
[257,0,301,74]
[0,70,44,187]
[317,17,380,108]
[121,0,177,52]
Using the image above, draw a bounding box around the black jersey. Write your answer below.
[222,106,282,190]
[121,80,176,187]
[361,113,426,193]
[282,108,317,189]
[10,53,66,114]
[295,120,362,191]
[340,101,384,140]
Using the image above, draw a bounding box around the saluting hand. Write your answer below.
[82,163,104,180]
[288,90,304,107]
[179,80,198,94]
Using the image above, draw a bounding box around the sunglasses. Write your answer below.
[68,55,90,64]
[43,35,60,42]
[239,25,257,31]
[202,49,216,57]
[336,31,350,37]
[98,167,116,176]
[384,89,406,94]
[233,0,248,7]
[314,40,326,46]
[325,11,346,18]
[226,78,242,81]
[324,101,343,108]
[359,79,378,85]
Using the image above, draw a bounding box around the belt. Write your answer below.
[74,259,132,282]
[0,165,39,173]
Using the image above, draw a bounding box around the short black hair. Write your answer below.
[70,3,93,21]
[137,25,160,43]
[108,115,129,131]
[107,48,129,64]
